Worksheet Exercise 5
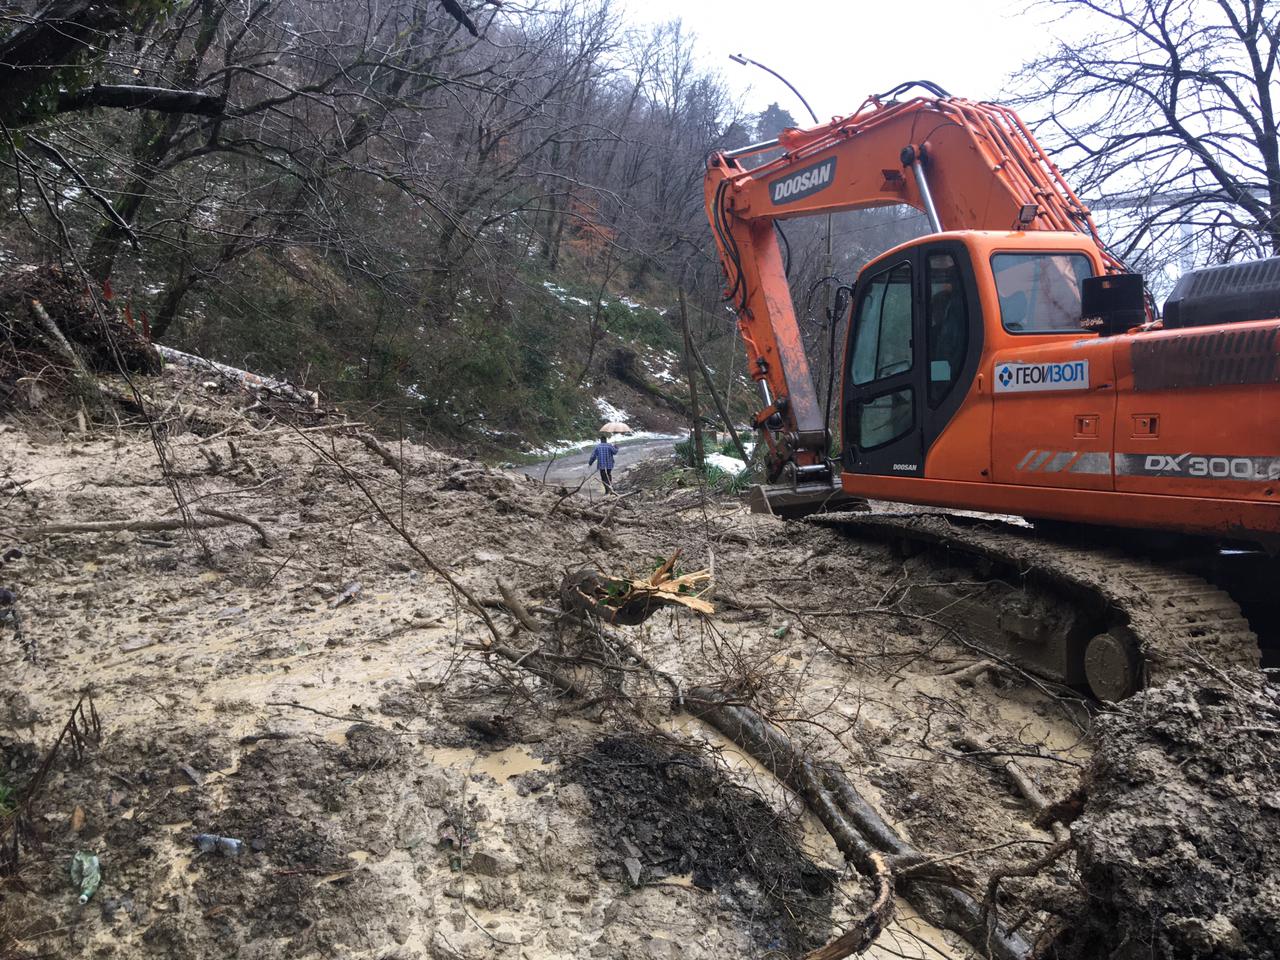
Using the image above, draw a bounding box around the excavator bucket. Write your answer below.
[747,479,869,519]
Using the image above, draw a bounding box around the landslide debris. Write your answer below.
[1038,670,1280,960]
[565,734,835,954]
[0,265,160,387]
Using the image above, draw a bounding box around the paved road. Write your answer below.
[523,435,680,489]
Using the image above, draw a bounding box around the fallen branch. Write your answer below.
[957,734,1069,842]
[497,578,542,633]
[685,687,1032,960]
[28,298,103,401]
[20,510,268,542]
[547,473,591,517]
[355,431,404,474]
[486,643,592,699]
[942,659,1002,684]
[23,517,231,535]
[981,838,1072,941]
[197,507,272,547]
[265,701,372,725]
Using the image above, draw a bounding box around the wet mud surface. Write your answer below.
[566,735,834,954]
[1038,671,1280,960]
[4,364,1274,960]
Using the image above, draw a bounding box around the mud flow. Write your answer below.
[3,362,1278,960]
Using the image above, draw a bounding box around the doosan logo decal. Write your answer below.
[769,158,836,205]
[994,360,1090,393]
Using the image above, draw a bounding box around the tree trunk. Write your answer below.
[679,288,704,468]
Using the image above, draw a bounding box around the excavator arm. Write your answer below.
[705,82,1121,484]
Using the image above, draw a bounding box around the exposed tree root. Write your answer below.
[686,688,1033,960]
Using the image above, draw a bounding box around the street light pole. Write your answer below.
[728,53,834,297]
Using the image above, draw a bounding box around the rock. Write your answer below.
[513,769,550,796]
[469,850,519,877]
[623,856,643,887]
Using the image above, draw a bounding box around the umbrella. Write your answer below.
[599,421,632,434]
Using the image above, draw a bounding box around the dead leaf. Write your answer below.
[71,805,85,832]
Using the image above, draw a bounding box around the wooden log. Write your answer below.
[686,687,1031,960]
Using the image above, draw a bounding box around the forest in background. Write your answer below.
[1,0,1275,451]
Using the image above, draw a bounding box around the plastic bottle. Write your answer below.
[70,851,100,904]
[193,834,244,857]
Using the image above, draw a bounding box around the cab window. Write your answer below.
[926,252,968,406]
[992,253,1093,333]
[851,261,912,385]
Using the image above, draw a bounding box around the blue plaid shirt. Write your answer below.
[588,441,618,470]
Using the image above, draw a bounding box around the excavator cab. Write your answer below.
[840,231,1103,484]
[835,229,1280,547]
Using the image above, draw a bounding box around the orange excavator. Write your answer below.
[704,82,1279,698]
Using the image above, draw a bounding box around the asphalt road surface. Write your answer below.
[523,435,680,490]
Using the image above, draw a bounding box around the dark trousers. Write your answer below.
[599,468,613,491]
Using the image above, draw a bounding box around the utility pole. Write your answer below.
[678,288,704,470]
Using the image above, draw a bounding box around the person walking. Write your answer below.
[588,434,619,493]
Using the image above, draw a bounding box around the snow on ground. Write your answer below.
[594,397,629,422]
[705,453,747,475]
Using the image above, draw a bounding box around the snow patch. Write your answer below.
[594,397,629,422]
[704,453,747,475]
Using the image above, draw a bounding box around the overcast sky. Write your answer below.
[625,0,1065,123]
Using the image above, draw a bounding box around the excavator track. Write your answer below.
[812,512,1261,699]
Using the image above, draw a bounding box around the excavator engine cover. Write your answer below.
[1163,256,1280,329]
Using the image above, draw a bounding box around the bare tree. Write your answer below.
[1,0,758,441]
[1012,0,1279,275]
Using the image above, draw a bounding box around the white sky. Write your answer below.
[625,0,1064,122]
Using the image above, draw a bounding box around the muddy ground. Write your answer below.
[0,363,1262,959]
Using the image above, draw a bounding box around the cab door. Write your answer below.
[844,257,923,475]
[842,241,983,478]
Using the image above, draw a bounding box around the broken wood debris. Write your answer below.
[956,733,1070,842]
[559,552,713,625]
[156,344,318,407]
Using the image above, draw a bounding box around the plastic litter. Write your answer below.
[70,851,100,903]
[193,833,244,857]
